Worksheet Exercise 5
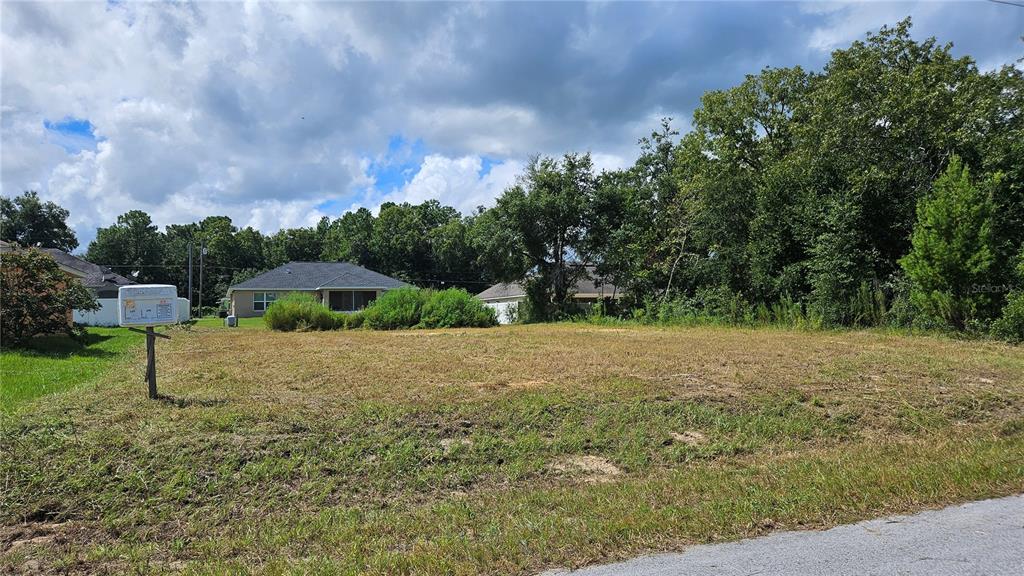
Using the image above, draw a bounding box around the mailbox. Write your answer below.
[118,284,179,327]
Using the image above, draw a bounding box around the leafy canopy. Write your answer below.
[0,249,99,348]
[0,191,79,252]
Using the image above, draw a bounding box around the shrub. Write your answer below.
[899,157,997,330]
[343,310,365,329]
[420,288,498,328]
[849,281,887,328]
[992,292,1024,344]
[992,250,1024,344]
[263,292,337,331]
[362,287,429,330]
[0,248,99,347]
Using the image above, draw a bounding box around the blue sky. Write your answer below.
[43,118,100,154]
[2,1,1021,246]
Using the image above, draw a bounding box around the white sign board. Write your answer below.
[118,284,179,327]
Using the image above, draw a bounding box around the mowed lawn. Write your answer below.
[2,323,1023,574]
[0,328,145,412]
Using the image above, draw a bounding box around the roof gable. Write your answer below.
[41,248,135,290]
[476,282,525,300]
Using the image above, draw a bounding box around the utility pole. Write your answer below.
[187,242,193,315]
[198,240,205,316]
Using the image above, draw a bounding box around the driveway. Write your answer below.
[544,494,1024,576]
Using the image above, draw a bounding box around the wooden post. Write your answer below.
[146,326,157,399]
[129,326,169,399]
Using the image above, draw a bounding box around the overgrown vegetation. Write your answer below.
[991,249,1024,344]
[262,292,341,331]
[362,287,429,330]
[0,249,99,348]
[263,288,497,332]
[3,324,1022,573]
[419,288,498,328]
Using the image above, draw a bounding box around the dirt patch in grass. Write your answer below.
[553,455,623,483]
[2,324,1023,574]
[669,430,708,446]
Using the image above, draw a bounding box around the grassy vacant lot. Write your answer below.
[2,323,1023,574]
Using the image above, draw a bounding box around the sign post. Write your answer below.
[119,285,178,399]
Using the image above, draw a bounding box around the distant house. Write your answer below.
[1,242,140,326]
[476,276,620,324]
[40,248,136,298]
[227,261,409,318]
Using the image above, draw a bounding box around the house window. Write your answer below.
[253,292,277,311]
[328,290,377,312]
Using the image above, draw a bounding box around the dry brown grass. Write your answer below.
[2,323,1023,575]
[161,324,1021,422]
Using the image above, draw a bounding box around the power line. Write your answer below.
[97,263,498,285]
[986,0,1024,8]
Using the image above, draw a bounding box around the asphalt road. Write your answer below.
[543,494,1024,576]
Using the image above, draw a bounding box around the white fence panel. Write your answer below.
[177,298,190,323]
[74,297,190,326]
[74,298,119,326]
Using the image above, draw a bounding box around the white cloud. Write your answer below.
[2,0,1019,248]
[406,105,541,158]
[381,154,524,215]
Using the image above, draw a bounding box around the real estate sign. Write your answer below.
[118,285,179,327]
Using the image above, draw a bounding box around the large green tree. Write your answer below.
[85,210,165,283]
[642,19,1021,326]
[482,153,597,319]
[0,191,79,252]
[265,225,323,268]
[322,208,375,266]
[591,120,681,307]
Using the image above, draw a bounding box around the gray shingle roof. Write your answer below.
[476,275,619,301]
[41,248,136,291]
[229,262,410,292]
[476,282,526,300]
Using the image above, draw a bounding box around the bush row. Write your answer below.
[263,288,496,332]
[581,275,1024,343]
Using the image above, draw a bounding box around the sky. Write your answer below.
[2,1,1022,248]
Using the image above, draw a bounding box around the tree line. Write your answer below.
[2,20,1021,337]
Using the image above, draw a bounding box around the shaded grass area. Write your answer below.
[2,324,1023,574]
[0,328,144,412]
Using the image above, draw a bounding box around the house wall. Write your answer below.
[481,297,523,325]
[230,290,321,318]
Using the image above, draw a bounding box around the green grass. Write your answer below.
[2,324,1023,573]
[0,328,144,412]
